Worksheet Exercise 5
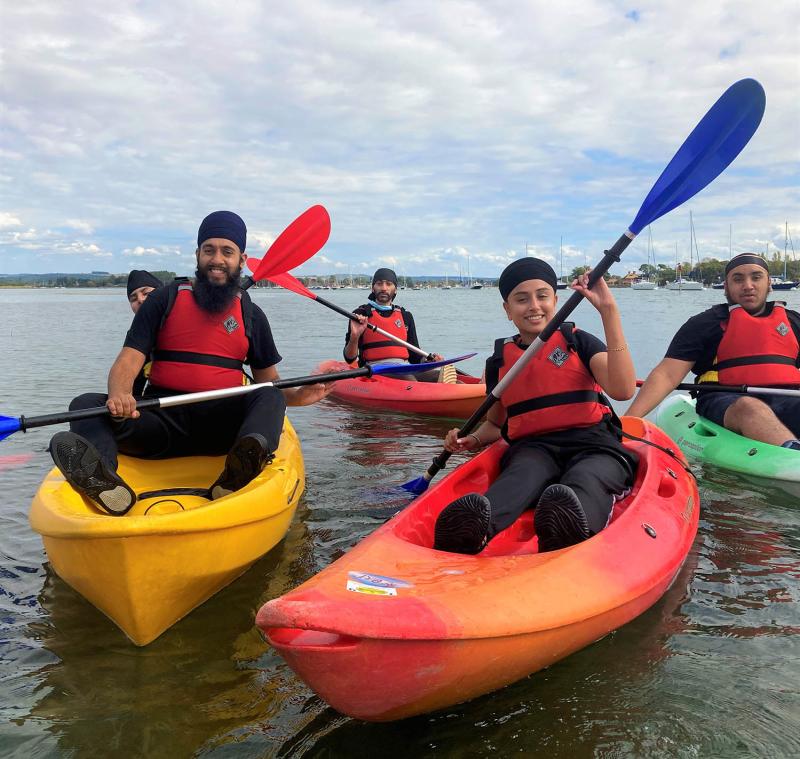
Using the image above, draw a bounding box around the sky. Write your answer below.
[1,1,798,279]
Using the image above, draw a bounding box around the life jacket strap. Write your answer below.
[152,349,244,371]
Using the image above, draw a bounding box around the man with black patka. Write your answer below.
[49,210,330,516]
[344,267,444,381]
[629,253,800,449]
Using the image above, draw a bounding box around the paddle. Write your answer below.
[639,380,800,398]
[247,264,433,360]
[0,354,475,442]
[402,77,766,495]
[241,206,331,290]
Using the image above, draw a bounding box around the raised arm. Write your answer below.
[572,272,636,400]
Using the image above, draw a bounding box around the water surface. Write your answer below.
[1,286,798,757]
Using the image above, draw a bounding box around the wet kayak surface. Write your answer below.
[1,286,798,756]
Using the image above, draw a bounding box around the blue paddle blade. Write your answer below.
[0,415,22,442]
[629,78,765,235]
[372,353,477,375]
[401,475,430,494]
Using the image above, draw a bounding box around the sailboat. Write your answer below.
[667,212,703,290]
[631,226,657,290]
[442,272,452,290]
[556,238,567,289]
[771,222,798,290]
[467,255,483,289]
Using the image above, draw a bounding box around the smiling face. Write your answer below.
[196,237,245,285]
[128,285,155,314]
[502,278,557,341]
[724,263,770,314]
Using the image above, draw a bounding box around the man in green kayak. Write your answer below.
[629,253,800,449]
[344,267,445,381]
[48,211,331,516]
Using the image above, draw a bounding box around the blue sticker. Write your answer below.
[348,571,413,589]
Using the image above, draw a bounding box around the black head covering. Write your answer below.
[499,258,558,300]
[372,267,398,285]
[197,210,247,253]
[127,269,163,296]
[725,253,769,276]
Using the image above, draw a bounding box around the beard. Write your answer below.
[194,265,242,313]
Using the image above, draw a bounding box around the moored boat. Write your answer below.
[30,418,305,646]
[656,394,800,483]
[256,417,698,721]
[317,359,486,419]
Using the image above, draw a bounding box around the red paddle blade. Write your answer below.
[249,205,330,281]
[266,271,316,299]
[245,257,260,272]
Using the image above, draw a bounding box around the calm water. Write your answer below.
[1,286,798,758]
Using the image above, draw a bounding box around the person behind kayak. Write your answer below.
[48,210,332,516]
[628,253,800,450]
[343,267,445,381]
[126,269,163,396]
[432,257,638,554]
[127,269,162,314]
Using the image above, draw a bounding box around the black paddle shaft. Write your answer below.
[423,231,635,481]
[16,368,373,433]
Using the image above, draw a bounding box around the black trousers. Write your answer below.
[67,387,286,471]
[484,426,635,538]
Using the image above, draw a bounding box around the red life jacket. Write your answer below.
[494,326,611,440]
[148,283,250,392]
[359,307,410,362]
[712,303,800,385]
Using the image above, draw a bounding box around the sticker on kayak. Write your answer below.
[347,571,413,591]
[346,581,397,596]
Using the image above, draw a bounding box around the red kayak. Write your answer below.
[256,417,699,721]
[316,359,485,419]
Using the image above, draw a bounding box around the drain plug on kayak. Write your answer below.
[642,523,657,539]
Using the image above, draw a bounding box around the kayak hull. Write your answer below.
[257,417,698,721]
[317,359,485,419]
[656,394,800,482]
[30,418,304,646]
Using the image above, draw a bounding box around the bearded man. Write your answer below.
[49,211,330,515]
[343,267,443,381]
[628,252,800,449]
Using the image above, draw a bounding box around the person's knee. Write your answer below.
[249,386,287,413]
[726,395,771,422]
[69,393,107,412]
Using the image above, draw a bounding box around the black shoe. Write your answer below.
[210,433,274,500]
[534,484,591,552]
[49,431,136,516]
[433,493,491,554]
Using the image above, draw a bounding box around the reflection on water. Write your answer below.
[1,287,799,756]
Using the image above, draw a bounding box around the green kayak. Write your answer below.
[656,394,800,483]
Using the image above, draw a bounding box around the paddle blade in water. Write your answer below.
[0,415,23,442]
[401,474,431,494]
[250,205,331,280]
[629,78,765,235]
[372,353,477,375]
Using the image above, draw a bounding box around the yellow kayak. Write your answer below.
[29,417,304,646]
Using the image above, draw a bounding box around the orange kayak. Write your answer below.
[256,417,698,721]
[317,359,485,419]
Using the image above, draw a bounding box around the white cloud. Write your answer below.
[0,212,22,228]
[0,1,797,275]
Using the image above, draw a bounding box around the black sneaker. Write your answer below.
[210,433,274,500]
[433,493,491,554]
[534,484,591,552]
[49,431,136,516]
